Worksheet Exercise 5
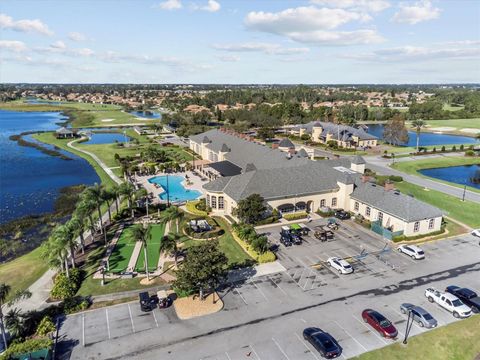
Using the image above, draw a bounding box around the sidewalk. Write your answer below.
[228,261,286,283]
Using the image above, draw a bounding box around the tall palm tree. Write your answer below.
[0,284,31,350]
[132,224,151,280]
[84,184,105,234]
[162,205,184,232]
[411,119,426,153]
[136,188,149,217]
[119,182,135,218]
[68,215,86,254]
[5,308,23,339]
[111,184,121,215]
[160,233,181,267]
[101,188,115,223]
[76,199,97,238]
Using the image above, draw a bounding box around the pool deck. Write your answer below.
[135,171,208,204]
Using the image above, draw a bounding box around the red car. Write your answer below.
[361,309,398,339]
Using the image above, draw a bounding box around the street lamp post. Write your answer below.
[166,173,170,207]
[101,264,106,286]
[403,309,414,344]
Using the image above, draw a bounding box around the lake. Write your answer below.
[0,110,100,224]
[367,124,479,147]
[419,164,480,189]
[129,110,161,119]
[83,132,131,144]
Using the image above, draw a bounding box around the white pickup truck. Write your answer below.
[425,287,472,318]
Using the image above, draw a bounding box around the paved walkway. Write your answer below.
[228,261,286,283]
[127,242,143,273]
[365,155,480,203]
[93,224,125,279]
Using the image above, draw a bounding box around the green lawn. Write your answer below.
[135,224,165,273]
[108,225,139,273]
[0,247,49,301]
[394,181,480,228]
[215,217,253,266]
[392,156,480,192]
[354,315,480,360]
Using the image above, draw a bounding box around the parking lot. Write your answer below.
[60,223,480,360]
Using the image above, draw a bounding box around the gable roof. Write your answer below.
[295,121,377,141]
[278,138,295,148]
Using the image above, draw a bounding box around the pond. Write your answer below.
[129,110,161,119]
[367,124,479,147]
[83,132,131,145]
[419,164,480,189]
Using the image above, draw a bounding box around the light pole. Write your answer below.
[462,185,466,202]
[166,173,170,207]
[403,309,414,344]
[101,264,106,286]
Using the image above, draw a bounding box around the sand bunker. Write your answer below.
[101,119,115,122]
[460,128,480,134]
[430,127,457,131]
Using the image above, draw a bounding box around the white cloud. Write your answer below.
[310,0,390,13]
[217,55,240,62]
[288,29,384,45]
[0,13,53,36]
[50,40,66,49]
[35,42,94,57]
[392,1,441,25]
[202,0,220,12]
[0,40,28,52]
[212,42,310,55]
[68,32,87,42]
[153,0,182,10]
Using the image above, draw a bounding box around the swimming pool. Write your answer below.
[148,175,202,202]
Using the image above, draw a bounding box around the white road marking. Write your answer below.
[105,308,111,339]
[127,303,135,333]
[225,352,232,360]
[352,315,389,345]
[250,344,261,359]
[232,283,248,305]
[152,309,159,327]
[250,279,268,301]
[333,320,367,352]
[267,275,287,296]
[272,337,291,360]
[294,332,320,360]
[82,313,85,346]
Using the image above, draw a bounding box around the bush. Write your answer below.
[465,150,475,156]
[317,209,334,218]
[35,316,56,336]
[388,175,403,182]
[327,140,338,149]
[283,212,308,221]
[50,268,83,300]
[185,200,208,216]
[0,338,53,360]
[441,146,446,152]
[432,147,436,153]
[460,144,464,151]
[392,227,445,242]
[452,145,457,151]
[62,296,90,314]
[255,216,277,226]
[251,235,269,254]
[257,251,276,263]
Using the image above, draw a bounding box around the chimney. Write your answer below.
[361,175,371,183]
[384,180,395,191]
[272,143,279,149]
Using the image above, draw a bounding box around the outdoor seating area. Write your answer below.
[189,219,212,233]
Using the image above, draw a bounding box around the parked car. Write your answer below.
[471,229,480,237]
[281,226,302,245]
[397,244,425,260]
[425,287,472,318]
[400,303,437,328]
[303,327,342,359]
[361,309,398,338]
[327,257,354,274]
[279,230,293,247]
[334,210,351,220]
[445,286,480,313]
[139,291,158,312]
[314,229,327,242]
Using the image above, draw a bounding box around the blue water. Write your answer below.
[129,110,161,119]
[367,124,479,147]
[419,164,480,189]
[83,132,131,144]
[0,110,100,224]
[25,98,62,105]
[148,175,202,202]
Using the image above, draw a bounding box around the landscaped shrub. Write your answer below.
[441,146,446,152]
[0,338,53,360]
[392,226,446,242]
[452,145,457,151]
[460,144,464,151]
[283,212,308,221]
[251,235,269,254]
[257,251,276,264]
[465,150,475,156]
[317,209,335,217]
[432,147,436,153]
[35,316,56,337]
[255,216,278,226]
[50,268,83,300]
[62,296,90,314]
[388,175,403,182]
[232,224,276,263]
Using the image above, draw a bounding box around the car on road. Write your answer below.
[425,287,472,318]
[361,309,398,338]
[303,327,342,359]
[334,210,351,220]
[445,286,480,313]
[397,244,425,260]
[400,303,437,328]
[327,257,354,274]
[471,229,480,238]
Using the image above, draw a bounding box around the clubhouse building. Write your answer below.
[189,129,442,237]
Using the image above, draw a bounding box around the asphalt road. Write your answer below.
[58,220,480,360]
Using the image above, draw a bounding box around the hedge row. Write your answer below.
[283,212,308,221]
[0,338,53,360]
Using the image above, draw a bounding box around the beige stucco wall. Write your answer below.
[204,191,237,216]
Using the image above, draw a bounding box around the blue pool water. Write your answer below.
[367,124,479,147]
[419,164,480,189]
[129,111,161,119]
[0,110,100,223]
[148,175,202,202]
[83,132,131,144]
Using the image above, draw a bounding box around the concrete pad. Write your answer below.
[108,304,135,338]
[83,310,109,345]
[129,304,157,332]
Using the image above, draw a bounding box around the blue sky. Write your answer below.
[1,0,479,83]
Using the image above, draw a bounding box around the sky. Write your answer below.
[0,0,479,84]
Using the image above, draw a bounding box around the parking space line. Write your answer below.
[82,313,85,347]
[225,351,232,360]
[152,309,159,327]
[231,283,248,305]
[294,332,320,360]
[250,345,261,360]
[267,276,287,296]
[250,279,268,302]
[272,337,290,360]
[333,320,367,352]
[127,303,135,333]
[105,308,111,339]
[388,306,423,332]
[284,271,305,291]
[352,315,389,345]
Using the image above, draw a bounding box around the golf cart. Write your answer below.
[279,227,293,246]
[291,223,310,236]
[327,218,339,230]
[139,291,158,312]
[283,225,302,245]
[313,228,327,242]
[157,290,172,309]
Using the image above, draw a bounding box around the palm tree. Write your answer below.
[76,199,97,238]
[5,308,23,339]
[136,188,149,217]
[411,119,426,153]
[101,188,115,223]
[111,184,121,215]
[160,233,181,268]
[0,284,31,350]
[162,205,184,232]
[84,183,105,234]
[49,225,73,275]
[119,182,135,218]
[68,215,86,254]
[132,224,151,280]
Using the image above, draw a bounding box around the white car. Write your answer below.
[471,229,480,238]
[397,244,425,260]
[327,257,354,274]
[425,287,472,318]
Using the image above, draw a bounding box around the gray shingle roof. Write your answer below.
[278,138,295,148]
[220,143,230,152]
[351,155,366,165]
[56,127,74,134]
[351,182,443,222]
[202,136,211,143]
[295,121,377,141]
[297,148,309,158]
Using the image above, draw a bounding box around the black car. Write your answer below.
[303,327,342,358]
[139,291,158,312]
[446,286,480,313]
[281,227,302,245]
[334,210,351,220]
[280,230,293,246]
